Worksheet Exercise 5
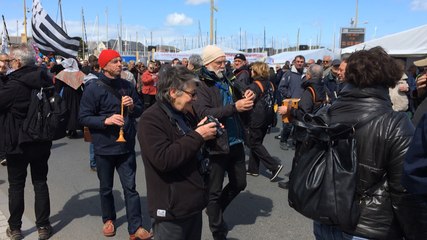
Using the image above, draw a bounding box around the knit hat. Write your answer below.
[98,49,121,69]
[202,45,225,65]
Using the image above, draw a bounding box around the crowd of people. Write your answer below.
[0,42,426,240]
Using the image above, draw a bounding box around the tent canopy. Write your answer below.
[270,48,340,65]
[154,45,267,62]
[341,24,427,57]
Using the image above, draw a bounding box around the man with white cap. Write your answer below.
[411,57,427,125]
[193,45,255,240]
[414,57,427,100]
[79,49,151,240]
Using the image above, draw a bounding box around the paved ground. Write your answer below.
[0,125,314,240]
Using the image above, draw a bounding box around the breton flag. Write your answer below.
[31,0,81,58]
[1,24,8,54]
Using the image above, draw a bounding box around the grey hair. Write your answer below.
[156,65,200,103]
[188,54,203,69]
[307,64,323,79]
[10,44,36,66]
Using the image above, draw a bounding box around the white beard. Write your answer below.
[206,66,224,79]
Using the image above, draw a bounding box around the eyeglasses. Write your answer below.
[213,60,226,65]
[323,60,330,63]
[181,89,197,98]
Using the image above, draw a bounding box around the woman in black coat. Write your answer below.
[313,47,414,240]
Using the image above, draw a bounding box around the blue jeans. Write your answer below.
[313,221,368,240]
[95,151,142,234]
[89,143,96,168]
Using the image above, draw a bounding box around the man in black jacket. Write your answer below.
[193,45,255,240]
[79,49,151,240]
[0,45,53,240]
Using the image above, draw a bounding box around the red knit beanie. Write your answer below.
[98,49,121,69]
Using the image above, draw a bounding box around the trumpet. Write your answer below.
[116,96,127,142]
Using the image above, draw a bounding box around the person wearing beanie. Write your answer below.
[233,53,251,99]
[193,45,255,240]
[79,50,151,240]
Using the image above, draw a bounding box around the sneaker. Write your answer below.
[129,227,152,240]
[270,165,283,181]
[278,181,289,189]
[103,220,116,237]
[6,227,23,240]
[38,225,53,240]
[1,158,7,166]
[274,135,281,140]
[246,171,259,177]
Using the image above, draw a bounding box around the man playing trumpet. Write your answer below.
[79,50,151,239]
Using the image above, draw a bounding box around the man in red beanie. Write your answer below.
[79,49,151,240]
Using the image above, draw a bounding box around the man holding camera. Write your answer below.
[193,45,255,240]
[138,66,218,239]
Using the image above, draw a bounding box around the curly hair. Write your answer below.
[345,46,402,88]
[250,62,269,80]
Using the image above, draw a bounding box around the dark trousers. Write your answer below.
[247,126,280,173]
[399,194,427,239]
[280,122,293,142]
[142,94,156,110]
[95,151,142,234]
[153,212,202,240]
[7,142,52,230]
[207,143,247,238]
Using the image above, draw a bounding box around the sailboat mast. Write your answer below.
[81,8,85,59]
[22,0,28,43]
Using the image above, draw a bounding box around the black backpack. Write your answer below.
[22,85,68,142]
[251,80,276,128]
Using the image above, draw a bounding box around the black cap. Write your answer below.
[234,53,246,61]
[331,59,341,66]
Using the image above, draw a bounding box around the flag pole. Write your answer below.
[23,0,28,43]
[2,15,11,44]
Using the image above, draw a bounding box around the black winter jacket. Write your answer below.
[137,102,207,221]
[193,67,244,155]
[0,65,52,154]
[327,84,414,239]
[79,73,143,155]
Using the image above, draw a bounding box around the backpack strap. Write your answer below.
[254,80,275,93]
[96,79,122,100]
[307,86,316,103]
[254,80,264,93]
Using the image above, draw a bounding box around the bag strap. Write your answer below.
[96,79,122,100]
[254,80,275,94]
[254,80,264,93]
[307,86,316,103]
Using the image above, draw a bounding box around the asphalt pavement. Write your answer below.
[0,125,314,240]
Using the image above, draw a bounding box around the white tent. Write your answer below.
[341,24,427,57]
[270,48,340,65]
[154,46,267,62]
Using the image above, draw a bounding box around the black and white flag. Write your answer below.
[32,0,81,58]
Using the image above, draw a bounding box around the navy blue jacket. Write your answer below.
[79,73,143,155]
[402,113,427,195]
[278,65,305,100]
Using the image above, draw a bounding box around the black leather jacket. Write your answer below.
[328,84,414,239]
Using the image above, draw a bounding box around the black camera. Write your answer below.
[204,115,224,137]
